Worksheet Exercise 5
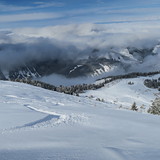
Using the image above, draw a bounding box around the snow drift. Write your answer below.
[0,78,160,160]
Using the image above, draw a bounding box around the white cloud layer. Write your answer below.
[0,12,62,23]
[12,22,160,47]
[0,2,64,12]
[0,23,160,70]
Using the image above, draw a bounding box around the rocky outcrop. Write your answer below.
[8,57,120,79]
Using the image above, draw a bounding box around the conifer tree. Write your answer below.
[131,102,138,111]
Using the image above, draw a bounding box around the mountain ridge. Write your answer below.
[0,45,159,81]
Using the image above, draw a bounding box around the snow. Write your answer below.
[82,74,160,111]
[153,45,160,54]
[69,65,83,74]
[92,64,113,76]
[0,80,160,160]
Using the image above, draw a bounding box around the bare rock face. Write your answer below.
[8,57,121,80]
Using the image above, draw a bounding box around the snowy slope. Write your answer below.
[0,80,160,160]
[82,74,160,112]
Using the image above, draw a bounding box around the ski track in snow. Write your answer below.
[1,104,61,133]
[1,103,88,133]
[0,88,90,133]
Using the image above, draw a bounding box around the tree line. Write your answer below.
[6,71,159,95]
[144,78,160,91]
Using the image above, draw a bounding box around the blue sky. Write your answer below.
[1,0,160,29]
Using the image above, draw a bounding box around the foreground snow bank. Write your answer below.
[0,81,160,160]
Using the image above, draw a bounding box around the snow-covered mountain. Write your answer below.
[0,45,159,81]
[0,77,160,160]
[0,23,160,82]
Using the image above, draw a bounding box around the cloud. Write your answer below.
[0,23,160,70]
[12,22,160,46]
[0,1,64,12]
[0,35,80,69]
[0,12,62,23]
[33,1,65,8]
[0,3,31,12]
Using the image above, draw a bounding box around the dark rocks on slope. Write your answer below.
[8,57,120,80]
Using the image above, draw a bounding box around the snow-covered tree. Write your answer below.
[148,98,160,115]
[131,102,138,111]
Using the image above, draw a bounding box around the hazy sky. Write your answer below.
[1,0,160,29]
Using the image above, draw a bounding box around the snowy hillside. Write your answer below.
[82,74,160,112]
[0,80,160,160]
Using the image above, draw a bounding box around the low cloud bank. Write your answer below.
[0,22,160,69]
